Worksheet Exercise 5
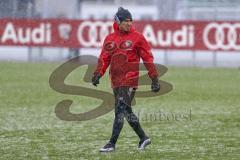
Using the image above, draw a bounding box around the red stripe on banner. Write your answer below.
[0,19,240,51]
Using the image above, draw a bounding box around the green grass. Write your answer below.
[0,61,240,160]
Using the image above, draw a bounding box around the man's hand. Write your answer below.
[92,72,101,87]
[151,77,160,92]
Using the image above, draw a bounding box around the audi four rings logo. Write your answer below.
[203,22,240,50]
[77,21,113,47]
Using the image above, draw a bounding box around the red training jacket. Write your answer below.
[94,22,158,88]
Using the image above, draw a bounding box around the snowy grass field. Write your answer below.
[0,62,239,160]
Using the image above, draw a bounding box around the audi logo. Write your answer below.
[203,22,240,50]
[77,21,113,47]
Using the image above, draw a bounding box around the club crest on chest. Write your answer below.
[104,40,133,52]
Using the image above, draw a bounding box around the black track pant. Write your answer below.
[110,86,147,144]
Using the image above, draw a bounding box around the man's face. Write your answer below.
[119,19,133,32]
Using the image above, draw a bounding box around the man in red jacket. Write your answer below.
[92,7,160,152]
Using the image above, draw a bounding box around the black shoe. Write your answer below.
[138,137,151,150]
[99,142,115,152]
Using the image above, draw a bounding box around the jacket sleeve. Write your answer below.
[136,34,158,79]
[94,38,112,76]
